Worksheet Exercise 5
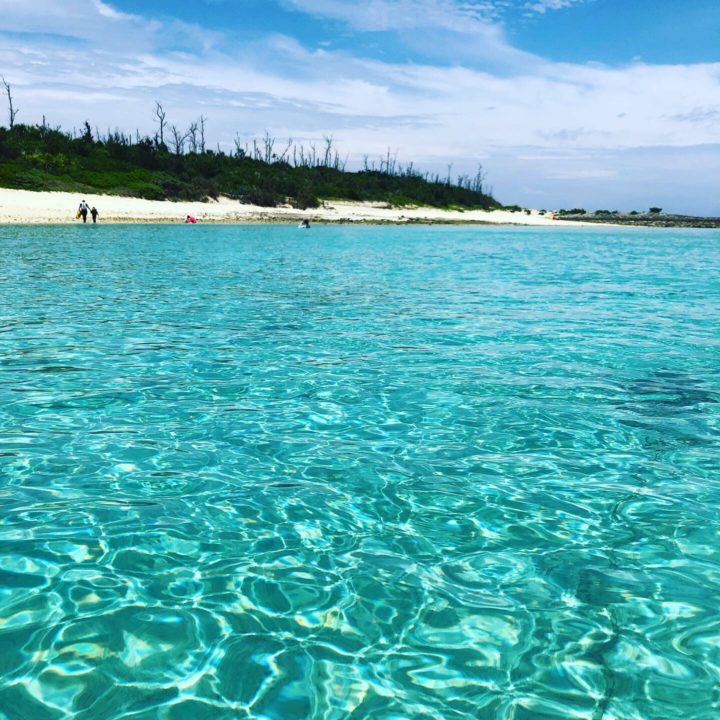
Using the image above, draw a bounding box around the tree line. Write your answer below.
[0,81,496,209]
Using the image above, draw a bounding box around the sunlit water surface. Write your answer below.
[1,223,719,720]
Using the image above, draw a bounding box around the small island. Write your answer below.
[0,113,496,214]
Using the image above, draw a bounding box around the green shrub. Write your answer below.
[0,122,500,210]
[238,188,281,207]
[292,187,320,209]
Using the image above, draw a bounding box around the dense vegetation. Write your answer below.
[0,121,497,210]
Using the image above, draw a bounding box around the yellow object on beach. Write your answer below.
[76,210,81,219]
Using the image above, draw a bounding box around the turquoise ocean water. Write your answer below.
[1,223,719,719]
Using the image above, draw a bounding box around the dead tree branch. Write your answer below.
[1,76,19,128]
[153,101,167,147]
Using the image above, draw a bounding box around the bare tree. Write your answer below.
[1,76,19,129]
[153,101,167,147]
[276,137,293,164]
[199,115,207,153]
[233,133,247,158]
[169,124,188,155]
[187,121,199,153]
[322,135,334,167]
[262,131,275,163]
[471,163,486,194]
[380,148,398,175]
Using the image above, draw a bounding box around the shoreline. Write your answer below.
[0,188,596,227]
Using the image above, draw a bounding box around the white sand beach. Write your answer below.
[0,188,593,226]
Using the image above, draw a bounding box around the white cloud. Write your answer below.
[92,0,138,21]
[669,106,720,125]
[279,0,537,69]
[283,0,487,32]
[0,0,215,52]
[525,0,588,14]
[283,0,589,27]
[545,168,616,179]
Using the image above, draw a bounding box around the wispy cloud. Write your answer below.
[92,0,139,22]
[524,0,589,14]
[545,168,616,179]
[282,0,491,31]
[668,106,720,125]
[539,127,611,142]
[283,0,590,27]
[279,0,532,69]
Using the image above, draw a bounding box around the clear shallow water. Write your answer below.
[0,223,719,720]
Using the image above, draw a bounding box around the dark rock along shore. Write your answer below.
[558,213,720,228]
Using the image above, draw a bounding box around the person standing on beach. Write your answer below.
[78,199,90,223]
[90,207,99,223]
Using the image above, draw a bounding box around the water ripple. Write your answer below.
[1,224,719,719]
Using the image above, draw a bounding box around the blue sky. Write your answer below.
[114,0,720,66]
[1,0,719,213]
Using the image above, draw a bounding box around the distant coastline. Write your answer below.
[2,123,714,228]
[1,189,715,227]
[556,213,720,229]
[0,188,597,226]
